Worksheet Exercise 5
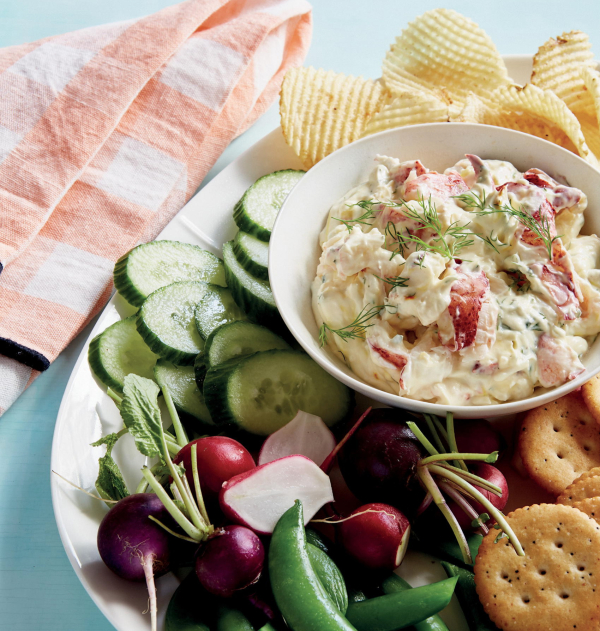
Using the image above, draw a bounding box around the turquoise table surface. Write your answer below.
[2,1,600,629]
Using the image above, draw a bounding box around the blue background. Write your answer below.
[1,1,600,629]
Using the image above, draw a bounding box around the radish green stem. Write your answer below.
[439,481,489,534]
[142,554,158,631]
[107,388,123,407]
[181,473,209,534]
[430,464,523,556]
[162,386,188,448]
[407,421,439,456]
[141,467,202,540]
[416,492,433,517]
[438,462,503,495]
[164,434,181,457]
[418,465,472,564]
[423,414,446,453]
[148,516,197,543]
[446,412,467,471]
[420,451,499,466]
[191,443,210,525]
[135,462,164,494]
[432,415,449,443]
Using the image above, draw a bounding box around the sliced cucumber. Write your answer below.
[223,241,281,329]
[204,321,290,370]
[137,281,209,365]
[233,170,304,242]
[194,285,247,340]
[203,350,353,435]
[233,231,269,280]
[154,359,214,427]
[194,352,208,389]
[114,240,226,307]
[89,316,159,393]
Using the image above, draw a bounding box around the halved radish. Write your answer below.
[219,455,334,534]
[258,411,336,466]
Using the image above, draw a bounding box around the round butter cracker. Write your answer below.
[557,467,600,505]
[519,391,600,496]
[475,503,600,631]
[582,374,600,425]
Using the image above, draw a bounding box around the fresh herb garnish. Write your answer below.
[454,191,561,260]
[373,273,409,288]
[333,203,380,231]
[506,269,531,293]
[319,303,384,347]
[472,230,506,253]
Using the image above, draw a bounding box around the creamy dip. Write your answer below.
[312,155,600,405]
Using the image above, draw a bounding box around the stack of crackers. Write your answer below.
[473,384,600,630]
[279,8,600,170]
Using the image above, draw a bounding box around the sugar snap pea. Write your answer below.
[269,501,357,631]
[381,574,449,631]
[440,561,497,631]
[165,573,211,631]
[345,576,458,631]
[307,542,348,614]
[216,605,255,631]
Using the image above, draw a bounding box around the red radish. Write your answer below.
[220,455,334,534]
[321,407,371,474]
[454,419,503,458]
[258,410,336,467]
[195,525,264,597]
[449,463,509,529]
[173,436,255,502]
[97,493,172,631]
[339,503,411,571]
[338,409,427,517]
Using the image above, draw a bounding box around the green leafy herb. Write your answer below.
[506,269,531,293]
[454,191,561,260]
[472,230,506,253]
[120,374,165,459]
[333,203,379,231]
[373,274,409,288]
[93,430,129,504]
[319,304,384,347]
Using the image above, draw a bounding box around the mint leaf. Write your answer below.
[91,431,122,449]
[120,374,164,459]
[93,430,129,503]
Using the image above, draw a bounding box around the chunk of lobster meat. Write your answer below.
[537,333,585,388]
[437,264,495,351]
[518,198,558,249]
[390,160,428,186]
[403,171,468,202]
[530,260,582,320]
[524,168,584,213]
[366,326,409,390]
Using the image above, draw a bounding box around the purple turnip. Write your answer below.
[195,525,264,597]
[97,493,173,631]
[337,409,427,517]
[338,502,411,571]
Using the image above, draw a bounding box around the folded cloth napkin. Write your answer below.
[0,0,312,415]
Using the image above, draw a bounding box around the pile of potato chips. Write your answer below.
[280,9,600,169]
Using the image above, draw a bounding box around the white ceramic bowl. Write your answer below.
[269,123,600,418]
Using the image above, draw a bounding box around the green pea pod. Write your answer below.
[381,574,450,631]
[346,577,458,631]
[216,605,255,631]
[434,533,483,568]
[306,527,332,555]
[440,561,497,631]
[269,500,357,631]
[165,574,211,631]
[257,625,277,631]
[307,543,349,614]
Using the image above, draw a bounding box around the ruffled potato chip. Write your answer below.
[531,31,597,115]
[362,90,449,137]
[279,67,389,168]
[382,8,509,104]
[456,84,598,167]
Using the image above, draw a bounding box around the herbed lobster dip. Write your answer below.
[312,155,600,405]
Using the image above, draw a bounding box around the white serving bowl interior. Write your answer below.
[269,123,600,418]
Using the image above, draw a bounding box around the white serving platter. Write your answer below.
[51,55,554,631]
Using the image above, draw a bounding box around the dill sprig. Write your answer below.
[319,304,384,347]
[454,191,560,260]
[359,197,474,261]
[472,230,506,253]
[333,203,379,231]
[373,274,409,288]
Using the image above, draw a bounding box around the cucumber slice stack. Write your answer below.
[233,169,304,242]
[90,169,352,440]
[114,240,225,307]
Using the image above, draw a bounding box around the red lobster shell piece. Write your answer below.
[537,333,585,388]
[523,168,584,213]
[438,263,491,351]
[403,171,468,202]
[391,160,427,186]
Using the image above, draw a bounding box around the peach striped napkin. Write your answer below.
[0,0,312,416]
